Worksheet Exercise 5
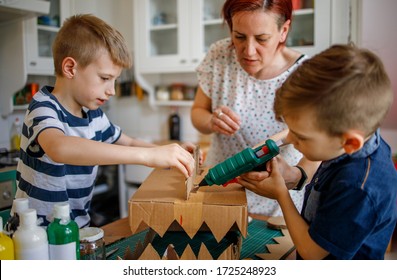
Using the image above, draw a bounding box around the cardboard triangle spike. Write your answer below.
[180,244,196,260]
[173,202,203,238]
[164,245,179,260]
[203,205,247,242]
[139,243,161,260]
[197,243,212,259]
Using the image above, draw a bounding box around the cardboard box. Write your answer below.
[128,167,247,243]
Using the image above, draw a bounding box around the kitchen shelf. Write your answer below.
[153,100,193,107]
[293,8,314,16]
[150,23,178,31]
[13,104,29,111]
[37,24,59,33]
[204,19,223,26]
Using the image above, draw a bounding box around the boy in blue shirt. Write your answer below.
[15,14,195,228]
[238,44,397,259]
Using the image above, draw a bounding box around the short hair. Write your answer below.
[274,44,393,137]
[222,0,293,32]
[52,14,132,76]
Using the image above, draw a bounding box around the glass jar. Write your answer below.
[170,83,185,100]
[79,227,106,260]
[156,85,170,101]
[184,86,196,100]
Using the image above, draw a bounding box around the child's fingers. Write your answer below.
[269,158,280,176]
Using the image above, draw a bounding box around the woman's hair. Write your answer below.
[274,44,393,137]
[222,0,293,31]
[52,14,132,76]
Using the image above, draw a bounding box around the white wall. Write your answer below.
[358,0,397,140]
[108,96,200,143]
[355,0,397,153]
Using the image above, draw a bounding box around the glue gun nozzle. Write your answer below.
[198,179,208,187]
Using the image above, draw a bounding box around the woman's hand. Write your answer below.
[211,105,241,136]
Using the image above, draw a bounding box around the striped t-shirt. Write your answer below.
[15,86,121,228]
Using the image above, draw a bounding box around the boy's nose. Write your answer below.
[106,86,116,96]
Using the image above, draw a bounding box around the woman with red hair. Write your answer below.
[191,0,319,216]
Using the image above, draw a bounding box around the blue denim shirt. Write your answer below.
[300,129,397,259]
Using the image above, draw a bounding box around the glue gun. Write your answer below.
[198,139,282,187]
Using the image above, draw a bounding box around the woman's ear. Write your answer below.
[280,19,291,43]
[62,57,77,79]
[342,130,365,154]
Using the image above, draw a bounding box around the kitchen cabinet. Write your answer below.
[133,0,228,107]
[133,0,350,108]
[288,0,331,56]
[133,0,228,74]
[24,0,71,76]
[0,1,50,117]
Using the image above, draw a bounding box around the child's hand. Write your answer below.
[144,143,195,178]
[237,158,288,200]
[180,142,204,164]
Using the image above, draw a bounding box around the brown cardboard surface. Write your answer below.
[129,167,247,242]
[255,229,295,260]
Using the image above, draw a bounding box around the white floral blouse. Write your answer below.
[197,38,308,216]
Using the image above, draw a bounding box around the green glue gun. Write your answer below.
[198,139,280,187]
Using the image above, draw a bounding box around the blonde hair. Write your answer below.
[52,14,132,76]
[274,44,393,137]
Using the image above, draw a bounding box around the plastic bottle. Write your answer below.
[10,117,22,151]
[0,217,14,260]
[4,198,29,238]
[47,202,80,260]
[169,107,181,141]
[13,208,49,260]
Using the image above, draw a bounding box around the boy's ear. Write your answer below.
[62,57,77,78]
[342,130,365,154]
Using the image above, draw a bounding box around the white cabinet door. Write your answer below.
[289,0,332,57]
[133,0,228,74]
[24,0,71,76]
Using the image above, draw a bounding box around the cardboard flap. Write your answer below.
[203,205,247,241]
[131,168,246,205]
[131,168,187,202]
[129,203,175,237]
[173,202,203,238]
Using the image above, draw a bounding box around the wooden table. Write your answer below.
[101,217,132,245]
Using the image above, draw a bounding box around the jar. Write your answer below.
[79,227,106,260]
[184,86,196,100]
[156,86,170,101]
[170,84,185,100]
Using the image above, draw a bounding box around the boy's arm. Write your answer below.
[37,128,194,178]
[238,158,329,260]
[114,132,157,148]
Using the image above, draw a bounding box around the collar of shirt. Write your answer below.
[321,128,380,169]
